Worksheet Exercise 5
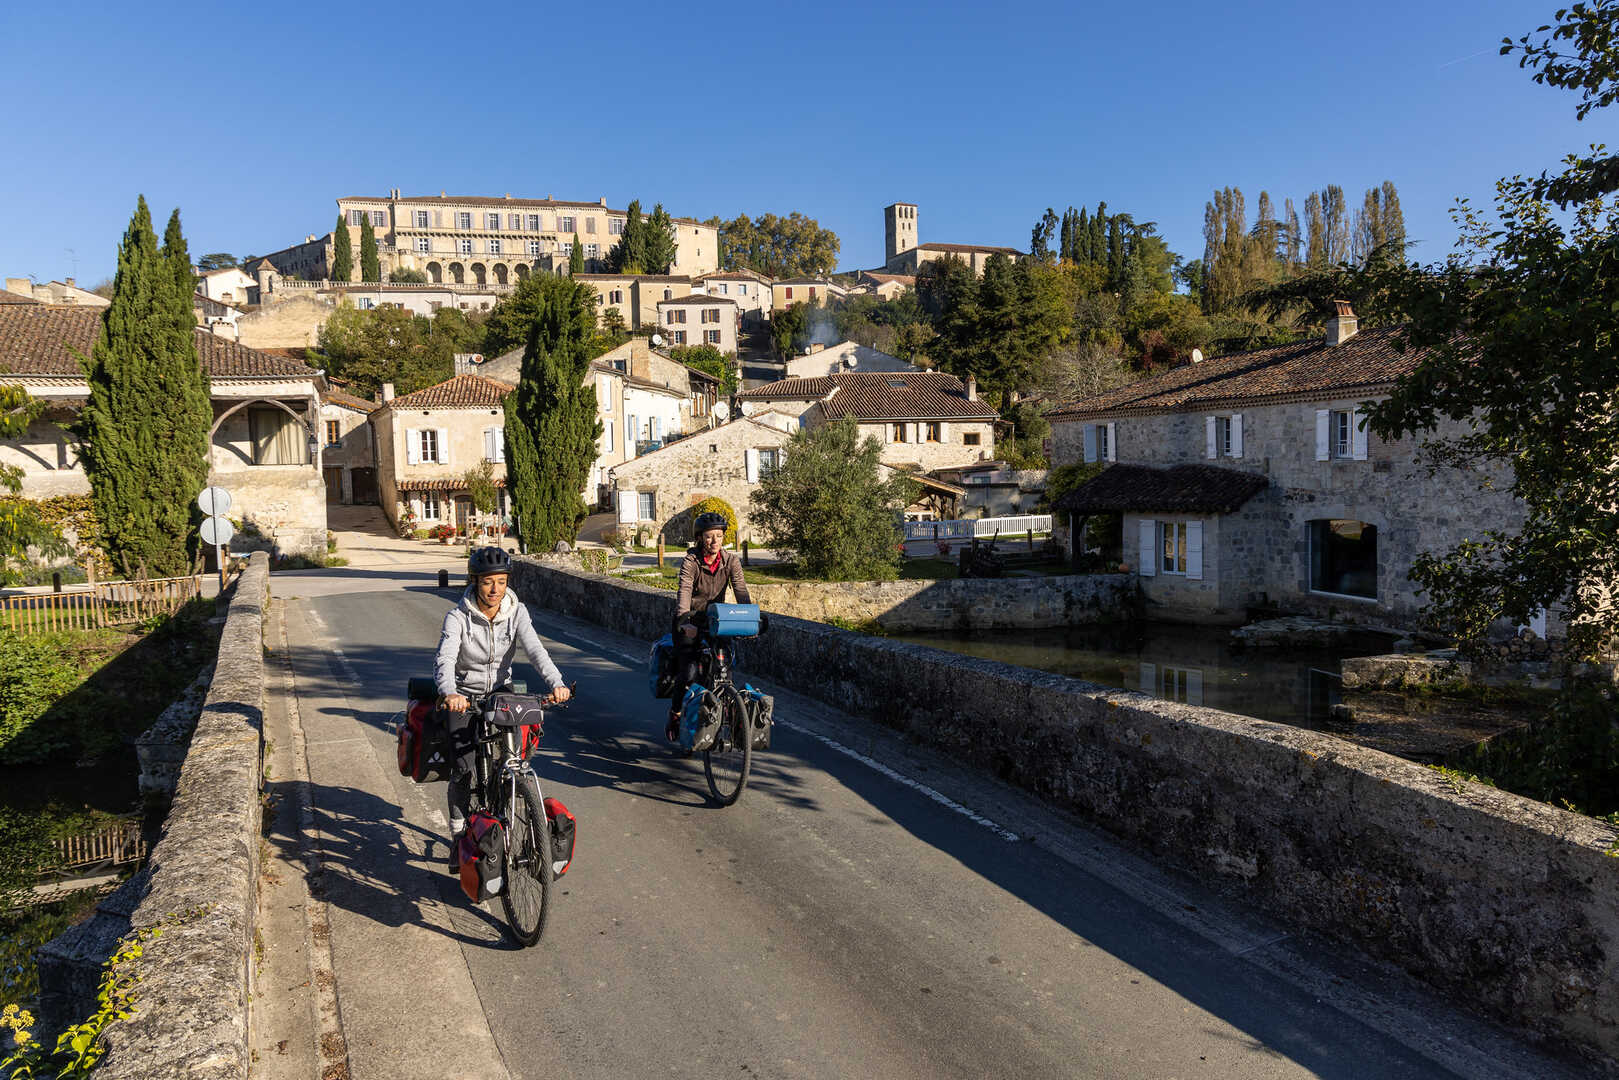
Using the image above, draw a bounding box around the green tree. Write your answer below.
[569,233,584,274]
[196,252,238,271]
[608,199,648,273]
[644,204,678,274]
[314,304,462,397]
[716,211,840,278]
[463,459,500,521]
[360,214,381,282]
[76,198,212,578]
[484,274,552,358]
[751,416,917,581]
[927,254,1068,407]
[389,267,428,283]
[667,343,737,395]
[503,275,600,552]
[1360,3,1619,659]
[770,301,810,361]
[331,214,352,282]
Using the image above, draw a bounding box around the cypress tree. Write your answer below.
[645,204,678,274]
[569,233,584,274]
[360,214,380,281]
[1075,207,1090,263]
[1090,202,1107,266]
[503,275,600,552]
[78,198,212,578]
[611,199,646,274]
[1058,209,1073,263]
[331,213,352,282]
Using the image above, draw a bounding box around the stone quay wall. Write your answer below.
[511,554,1619,1067]
[36,553,270,1079]
[745,573,1134,631]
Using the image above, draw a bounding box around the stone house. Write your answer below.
[195,267,256,305]
[852,271,916,301]
[1046,306,1530,632]
[933,461,1047,517]
[879,202,1022,276]
[692,270,772,324]
[319,389,379,504]
[372,374,514,535]
[770,278,846,314]
[0,298,329,555]
[193,294,243,340]
[575,274,692,329]
[655,294,738,354]
[610,414,797,542]
[4,278,109,307]
[783,340,914,379]
[735,370,997,471]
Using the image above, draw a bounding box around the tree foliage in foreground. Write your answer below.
[667,344,737,395]
[1359,1,1619,659]
[751,416,917,581]
[0,386,65,583]
[503,275,600,552]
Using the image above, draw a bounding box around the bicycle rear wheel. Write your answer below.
[703,684,752,806]
[500,775,552,947]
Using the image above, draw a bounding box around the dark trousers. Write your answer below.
[444,706,477,831]
[669,639,704,715]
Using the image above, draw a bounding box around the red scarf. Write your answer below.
[701,551,724,575]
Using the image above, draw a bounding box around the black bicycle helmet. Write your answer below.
[468,546,512,578]
[694,512,729,537]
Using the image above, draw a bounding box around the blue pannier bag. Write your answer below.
[707,602,761,637]
[647,634,677,698]
[678,684,721,752]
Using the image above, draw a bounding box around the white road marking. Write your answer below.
[547,628,1020,842]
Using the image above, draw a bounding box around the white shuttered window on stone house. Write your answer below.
[483,427,505,463]
[1083,423,1117,463]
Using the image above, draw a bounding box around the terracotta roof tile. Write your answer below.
[398,477,507,492]
[1056,463,1269,515]
[0,290,40,305]
[658,294,736,306]
[738,371,998,421]
[0,304,321,379]
[387,373,513,410]
[1045,326,1433,420]
[324,388,379,413]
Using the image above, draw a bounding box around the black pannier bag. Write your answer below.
[544,796,576,877]
[398,676,453,782]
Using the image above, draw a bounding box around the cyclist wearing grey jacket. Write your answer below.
[435,547,569,865]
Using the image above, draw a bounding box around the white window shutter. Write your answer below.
[617,489,637,524]
[1351,408,1369,460]
[911,422,921,444]
[1139,662,1157,695]
[1186,521,1203,580]
[436,427,450,465]
[777,444,787,468]
[484,428,495,462]
[605,423,614,452]
[652,415,662,442]
[1232,413,1244,458]
[405,427,420,465]
[1083,425,1098,463]
[495,429,505,463]
[1137,518,1157,577]
[939,422,949,442]
[745,448,759,483]
[1106,423,1116,461]
[1205,416,1217,459]
[1315,410,1330,461]
[1185,669,1204,707]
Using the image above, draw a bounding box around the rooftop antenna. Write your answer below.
[65,248,77,280]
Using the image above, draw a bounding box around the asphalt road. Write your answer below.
[269,570,1590,1080]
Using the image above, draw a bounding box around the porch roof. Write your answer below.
[398,477,508,492]
[1055,463,1268,515]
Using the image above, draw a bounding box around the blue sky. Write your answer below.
[0,1,1595,286]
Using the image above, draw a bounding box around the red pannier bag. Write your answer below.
[544,797,576,877]
[457,812,505,902]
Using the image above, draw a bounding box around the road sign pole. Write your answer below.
[217,542,227,592]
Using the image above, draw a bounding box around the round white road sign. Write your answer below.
[197,486,232,517]
[200,516,235,547]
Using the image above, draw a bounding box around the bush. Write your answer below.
[599,529,628,553]
[0,631,86,762]
[690,496,737,547]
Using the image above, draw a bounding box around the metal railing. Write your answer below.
[1,574,204,634]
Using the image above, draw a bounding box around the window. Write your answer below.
[585,218,596,234]
[414,237,430,253]
[527,240,542,256]
[671,330,687,345]
[356,298,375,310]
[893,423,909,443]
[604,421,614,451]
[1310,519,1378,598]
[486,213,501,230]
[1333,411,1354,458]
[420,429,440,463]
[759,448,780,477]
[1316,408,1367,461]
[557,215,575,233]
[668,309,687,324]
[663,288,672,300]
[248,408,308,465]
[810,287,817,300]
[963,432,981,446]
[488,238,502,254]
[325,420,341,446]
[637,491,655,520]
[610,289,624,304]
[527,214,542,231]
[347,209,364,226]
[1217,416,1233,456]
[508,213,521,230]
[585,243,599,259]
[1084,422,1115,463]
[1161,521,1189,574]
[458,238,473,255]
[421,493,440,520]
[737,284,748,295]
[717,283,728,294]
[456,212,472,229]
[784,287,793,300]
[371,210,387,227]
[414,210,430,228]
[924,422,941,442]
[705,330,721,344]
[483,427,505,463]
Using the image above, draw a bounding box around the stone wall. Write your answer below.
[611,416,793,541]
[235,294,334,350]
[36,553,270,1079]
[509,555,1619,1066]
[746,574,1134,631]
[212,464,327,557]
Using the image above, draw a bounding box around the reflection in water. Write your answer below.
[893,622,1397,731]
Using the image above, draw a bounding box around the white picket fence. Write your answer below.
[902,515,1052,542]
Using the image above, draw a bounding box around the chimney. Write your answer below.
[64,277,75,287]
[1326,300,1359,346]
[381,382,396,402]
[965,374,978,401]
[808,342,825,354]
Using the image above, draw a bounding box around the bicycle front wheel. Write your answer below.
[703,684,753,806]
[500,775,553,947]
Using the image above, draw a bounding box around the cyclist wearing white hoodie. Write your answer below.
[435,546,569,864]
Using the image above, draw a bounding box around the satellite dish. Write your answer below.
[842,355,855,369]
[651,334,664,347]
[713,401,730,421]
